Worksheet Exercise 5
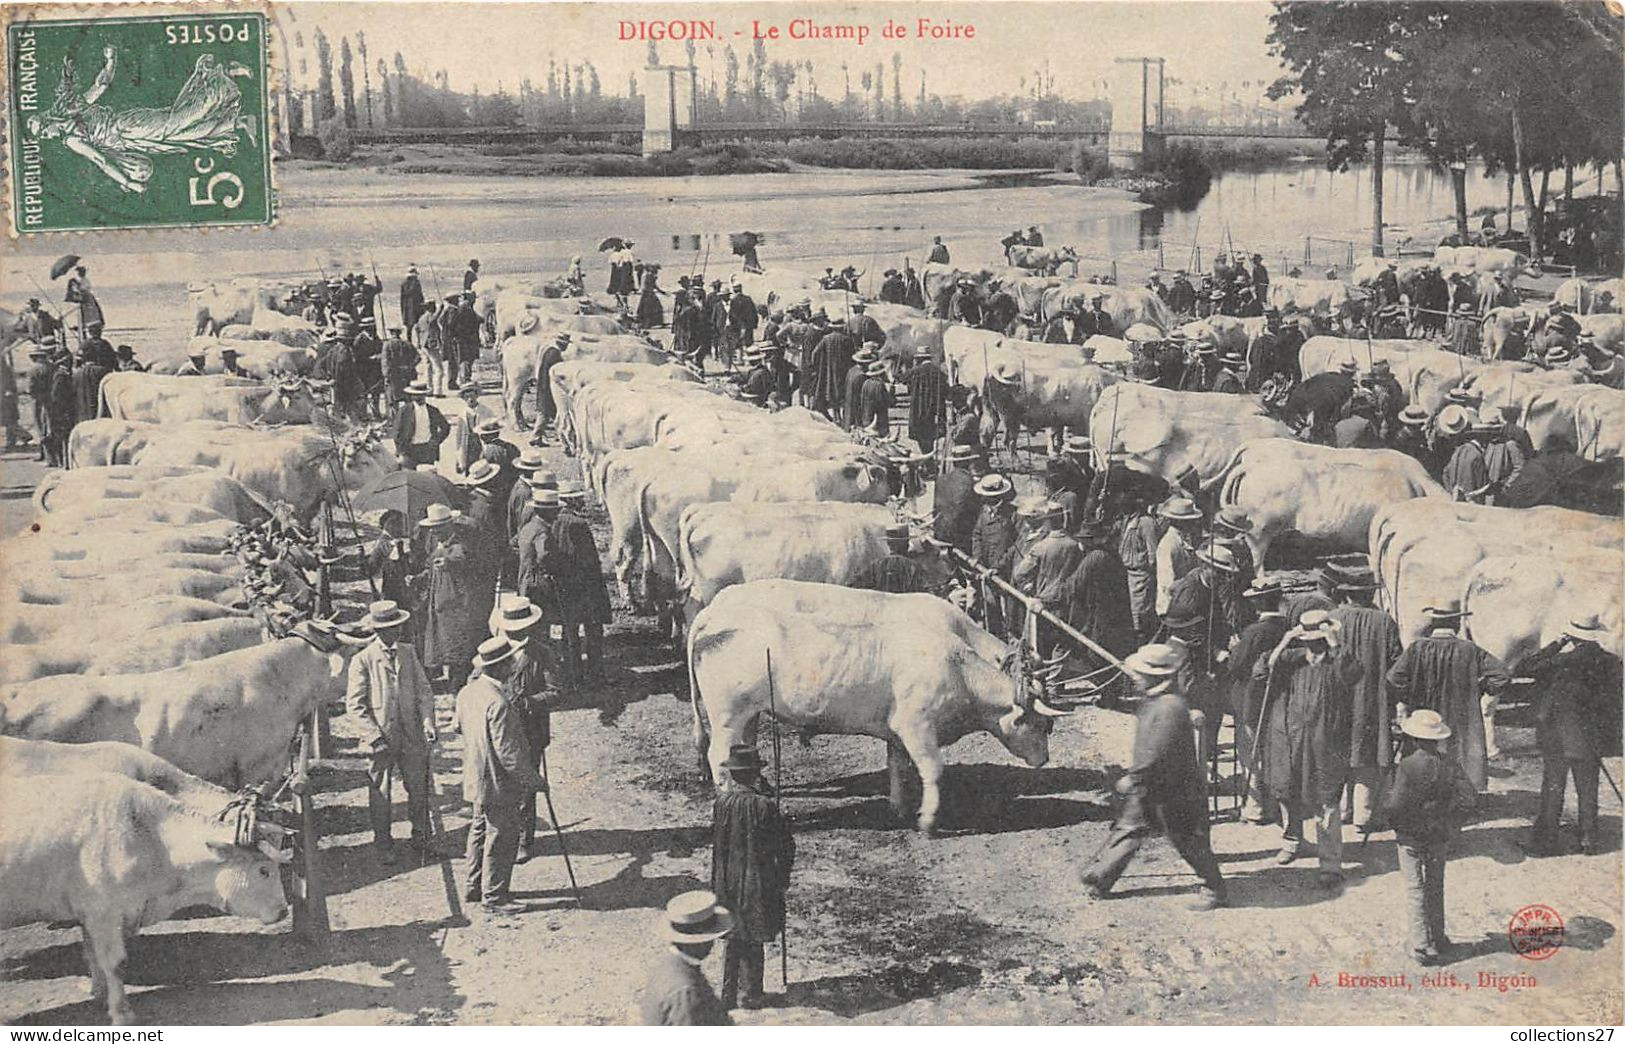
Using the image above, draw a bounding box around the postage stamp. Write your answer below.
[4,7,273,234]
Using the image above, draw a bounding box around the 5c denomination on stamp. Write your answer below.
[5,7,273,235]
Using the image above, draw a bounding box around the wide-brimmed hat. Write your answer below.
[419,503,459,528]
[475,419,503,438]
[1444,386,1480,406]
[514,448,547,472]
[463,459,500,487]
[366,599,412,629]
[1159,497,1202,522]
[1401,709,1452,741]
[1565,613,1610,641]
[1196,542,1239,572]
[1470,411,1502,435]
[1435,404,1470,437]
[1399,404,1431,426]
[495,594,544,633]
[472,634,520,670]
[1063,435,1092,456]
[1123,322,1161,343]
[662,891,734,944]
[517,312,543,335]
[1124,642,1188,677]
[554,332,573,346]
[1422,600,1470,621]
[852,347,880,364]
[530,487,560,508]
[948,443,981,464]
[1213,507,1252,533]
[1545,346,1573,366]
[720,744,765,776]
[974,474,1012,499]
[1219,350,1246,367]
[403,380,430,397]
[1242,576,1283,599]
[556,481,587,502]
[1295,609,1343,646]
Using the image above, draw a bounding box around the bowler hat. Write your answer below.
[662,891,734,945]
[1400,709,1451,741]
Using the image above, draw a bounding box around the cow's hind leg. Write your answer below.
[894,728,946,835]
[84,916,134,1025]
[80,926,106,1001]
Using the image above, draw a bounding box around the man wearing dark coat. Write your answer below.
[932,444,982,553]
[414,507,474,690]
[1082,642,1228,909]
[705,287,733,369]
[71,352,108,424]
[763,345,799,406]
[47,354,77,468]
[858,362,893,439]
[842,347,874,431]
[25,348,56,464]
[1517,615,1621,857]
[1228,578,1290,823]
[515,487,564,631]
[1057,516,1136,699]
[727,286,758,355]
[451,293,485,388]
[494,596,555,863]
[455,636,543,913]
[1255,611,1364,885]
[879,270,907,304]
[850,524,942,594]
[380,327,418,408]
[928,236,950,265]
[906,348,949,454]
[903,264,927,310]
[1329,577,1403,832]
[710,745,794,1011]
[1385,602,1509,791]
[971,474,1018,636]
[460,462,506,663]
[391,382,451,468]
[400,268,426,342]
[320,334,366,422]
[551,486,611,686]
[843,302,886,350]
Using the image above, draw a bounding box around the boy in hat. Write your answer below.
[1382,710,1478,965]
[640,891,735,1025]
[456,634,544,913]
[347,600,438,863]
[1384,601,1510,792]
[1082,642,1229,910]
[1255,610,1363,885]
[1518,614,1622,856]
[711,744,795,1010]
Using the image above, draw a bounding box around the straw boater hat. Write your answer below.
[1565,613,1609,642]
[1063,435,1091,457]
[948,443,981,464]
[530,487,560,509]
[662,891,734,945]
[1422,599,1470,621]
[557,481,587,502]
[1159,497,1202,522]
[404,380,430,398]
[533,469,559,490]
[865,360,888,376]
[365,599,412,629]
[1545,345,1573,366]
[1242,576,1283,599]
[475,419,503,439]
[1219,350,1247,368]
[1435,404,1470,437]
[1399,404,1431,427]
[517,312,542,336]
[744,344,767,361]
[1124,642,1188,677]
[1471,411,1502,435]
[1295,609,1343,647]
[1400,709,1451,742]
[514,448,547,473]
[852,346,880,364]
[419,503,459,528]
[472,634,520,671]
[974,473,1013,499]
[495,593,544,633]
[1195,542,1239,572]
[463,459,501,487]
[1213,508,1252,534]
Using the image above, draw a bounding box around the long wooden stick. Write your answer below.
[765,649,788,989]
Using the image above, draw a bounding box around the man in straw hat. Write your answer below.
[1082,642,1229,910]
[492,594,556,862]
[711,744,795,1011]
[858,356,893,438]
[414,503,474,690]
[1154,496,1203,620]
[1381,710,1478,965]
[1055,514,1136,702]
[505,449,548,575]
[455,634,544,914]
[932,442,984,554]
[640,891,735,1025]
[1253,609,1364,886]
[1014,500,1083,654]
[391,380,451,468]
[843,343,878,432]
[1439,409,1489,502]
[346,599,437,864]
[515,486,564,649]
[1227,576,1289,823]
[1384,600,1510,792]
[1328,564,1403,834]
[1517,613,1622,857]
[971,473,1017,636]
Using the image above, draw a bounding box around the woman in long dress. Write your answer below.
[635,264,665,329]
[30,47,255,194]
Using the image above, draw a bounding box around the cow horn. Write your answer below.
[1030,696,1073,718]
[257,839,294,864]
[1034,662,1066,681]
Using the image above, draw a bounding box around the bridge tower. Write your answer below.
[1108,57,1166,172]
[643,64,699,157]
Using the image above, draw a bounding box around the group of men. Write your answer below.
[17,321,144,467]
[670,275,760,372]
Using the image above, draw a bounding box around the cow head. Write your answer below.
[991,648,1069,767]
[207,840,290,924]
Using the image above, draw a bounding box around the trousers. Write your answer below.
[519,706,551,851]
[424,351,448,395]
[466,799,522,902]
[1281,797,1343,875]
[367,743,430,845]
[1534,756,1600,849]
[720,938,766,1009]
[1396,840,1447,954]
[1085,791,1226,897]
[559,621,603,681]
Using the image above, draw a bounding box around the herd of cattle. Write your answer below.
[0,243,1621,1024]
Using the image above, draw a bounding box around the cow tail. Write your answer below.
[635,480,661,611]
[32,472,60,515]
[673,510,697,599]
[1200,443,1250,496]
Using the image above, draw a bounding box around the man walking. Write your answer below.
[710,745,795,1011]
[346,600,437,864]
[456,635,544,915]
[1082,642,1228,910]
[640,892,735,1025]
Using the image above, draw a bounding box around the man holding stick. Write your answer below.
[710,744,794,1011]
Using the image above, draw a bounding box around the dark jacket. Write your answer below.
[711,781,795,942]
[1122,687,1207,832]
[1059,542,1136,662]
[1382,744,1476,848]
[391,400,450,461]
[1386,632,1509,790]
[1521,638,1623,761]
[932,468,980,553]
[639,950,732,1026]
[1256,647,1363,808]
[971,505,1017,575]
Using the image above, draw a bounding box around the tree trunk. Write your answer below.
[1506,172,1514,230]
[1564,161,1574,206]
[1615,158,1623,199]
[1452,165,1469,241]
[1370,132,1386,258]
[1511,103,1540,257]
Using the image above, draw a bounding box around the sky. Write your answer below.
[278,1,1285,108]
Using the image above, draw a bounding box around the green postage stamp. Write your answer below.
[5,7,273,234]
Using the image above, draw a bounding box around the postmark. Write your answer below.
[5,7,273,234]
[1508,903,1566,961]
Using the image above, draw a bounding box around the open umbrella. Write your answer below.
[598,237,629,252]
[729,231,764,257]
[49,254,81,280]
[1499,451,1623,515]
[351,468,465,527]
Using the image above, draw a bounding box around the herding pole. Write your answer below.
[539,749,584,903]
[765,649,789,990]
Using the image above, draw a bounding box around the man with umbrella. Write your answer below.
[347,599,437,864]
[391,381,451,468]
[710,744,795,1011]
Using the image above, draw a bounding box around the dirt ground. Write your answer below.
[1,374,1620,1026]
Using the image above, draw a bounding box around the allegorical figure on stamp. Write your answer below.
[28,45,257,194]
